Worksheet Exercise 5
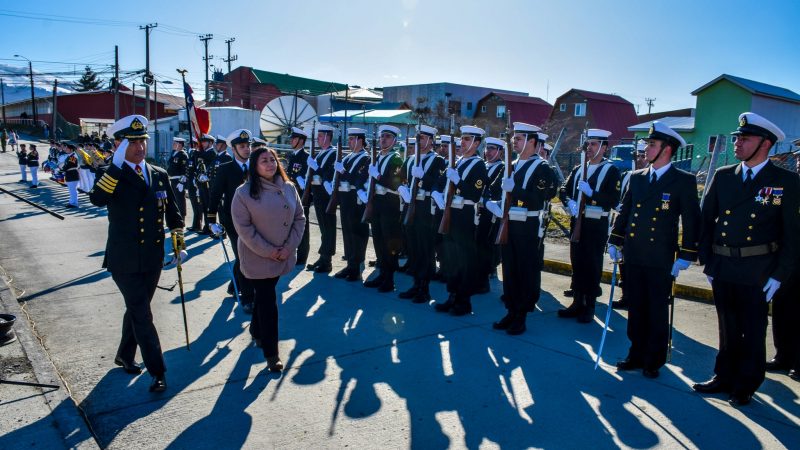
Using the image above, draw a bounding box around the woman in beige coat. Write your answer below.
[231,147,306,372]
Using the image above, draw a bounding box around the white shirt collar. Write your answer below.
[740,159,769,180]
[124,160,148,183]
[649,162,672,180]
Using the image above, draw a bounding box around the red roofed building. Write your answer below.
[473,92,552,136]
[544,89,639,152]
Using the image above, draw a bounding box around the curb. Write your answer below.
[542,258,714,303]
[0,280,100,449]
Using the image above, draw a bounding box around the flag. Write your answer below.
[183,82,211,141]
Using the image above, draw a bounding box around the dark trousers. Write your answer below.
[340,192,369,271]
[226,228,254,306]
[370,194,401,272]
[197,183,210,229]
[476,211,500,280]
[296,205,311,264]
[568,219,608,298]
[250,277,281,359]
[112,270,166,376]
[312,186,336,259]
[501,219,542,313]
[408,198,437,280]
[624,264,673,370]
[170,179,187,220]
[188,186,203,229]
[712,280,769,396]
[443,206,479,301]
[772,273,800,370]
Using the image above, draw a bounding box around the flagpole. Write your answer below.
[177,69,196,144]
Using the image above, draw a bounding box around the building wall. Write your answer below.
[472,95,511,136]
[209,67,283,112]
[545,91,590,152]
[693,79,751,156]
[750,95,800,151]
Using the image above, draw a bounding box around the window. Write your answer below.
[496,105,506,118]
[467,102,473,111]
[480,105,486,113]
[574,103,586,117]
[560,103,566,112]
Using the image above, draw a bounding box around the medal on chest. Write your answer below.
[661,193,670,210]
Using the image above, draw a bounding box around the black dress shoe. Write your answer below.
[149,375,167,392]
[493,313,515,330]
[643,368,660,379]
[788,369,800,381]
[377,281,395,293]
[345,272,362,282]
[398,286,419,299]
[334,267,350,279]
[611,299,629,310]
[563,289,574,297]
[449,301,472,316]
[314,262,332,273]
[412,291,431,304]
[363,273,384,288]
[114,356,142,375]
[476,280,491,295]
[506,315,527,335]
[765,358,790,371]
[368,260,377,267]
[434,295,455,313]
[728,393,752,406]
[616,358,643,371]
[227,282,235,295]
[557,301,581,319]
[692,377,731,394]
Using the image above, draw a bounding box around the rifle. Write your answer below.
[301,121,316,207]
[325,127,344,214]
[570,130,589,243]
[438,115,457,234]
[361,125,379,223]
[495,110,513,245]
[403,122,423,226]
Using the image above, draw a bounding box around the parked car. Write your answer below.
[609,144,635,172]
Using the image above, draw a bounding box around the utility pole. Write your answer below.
[224,38,237,73]
[114,45,120,120]
[52,79,58,133]
[1,78,6,125]
[140,23,157,121]
[200,34,214,102]
[645,97,656,114]
[27,60,37,124]
[132,82,136,115]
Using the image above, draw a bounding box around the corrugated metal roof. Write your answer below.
[691,74,800,103]
[250,68,347,96]
[628,116,696,132]
[319,109,414,124]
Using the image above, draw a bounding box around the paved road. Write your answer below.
[0,141,798,449]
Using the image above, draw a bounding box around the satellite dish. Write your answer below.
[260,95,317,143]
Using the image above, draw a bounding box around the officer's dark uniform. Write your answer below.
[63,151,80,182]
[210,150,233,185]
[195,142,217,232]
[399,149,446,302]
[286,143,310,265]
[186,147,204,230]
[477,158,504,291]
[26,148,40,169]
[365,148,404,291]
[89,117,183,387]
[435,153,488,315]
[558,158,620,322]
[167,146,189,218]
[336,147,371,280]
[309,141,338,271]
[609,164,700,373]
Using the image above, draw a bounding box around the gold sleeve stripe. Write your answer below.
[610,232,625,239]
[97,180,116,191]
[680,248,698,253]
[100,174,118,184]
[98,184,114,194]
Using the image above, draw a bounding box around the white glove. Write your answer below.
[485,200,502,218]
[334,161,345,174]
[501,177,515,192]
[209,223,224,236]
[357,189,368,204]
[163,249,189,268]
[296,176,306,190]
[306,156,319,171]
[112,139,128,168]
[608,245,622,262]
[431,191,445,209]
[398,185,412,203]
[670,258,691,278]
[763,278,781,303]
[577,180,594,197]
[368,164,380,179]
[176,183,184,193]
[567,199,579,217]
[411,165,424,179]
[323,181,333,196]
[706,275,714,285]
[446,168,461,184]
[197,174,209,183]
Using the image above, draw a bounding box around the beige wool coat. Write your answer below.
[231,177,306,279]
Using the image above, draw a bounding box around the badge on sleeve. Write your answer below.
[661,193,670,210]
[475,179,483,189]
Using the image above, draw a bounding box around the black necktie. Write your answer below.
[650,172,657,184]
[744,168,753,185]
[241,164,248,181]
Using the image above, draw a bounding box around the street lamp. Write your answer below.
[154,78,173,164]
[14,54,37,126]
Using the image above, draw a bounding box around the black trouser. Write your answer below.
[772,272,800,370]
[711,280,769,396]
[296,205,311,264]
[568,218,608,298]
[443,206,479,303]
[170,179,187,220]
[624,264,673,371]
[501,218,542,313]
[197,183,210,229]
[400,203,413,266]
[434,209,445,275]
[311,185,336,259]
[112,270,166,376]
[476,210,500,280]
[370,193,401,273]
[250,276,280,359]
[340,191,369,271]
[225,225,254,307]
[188,186,203,229]
[408,197,437,281]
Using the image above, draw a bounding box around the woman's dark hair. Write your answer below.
[248,147,291,200]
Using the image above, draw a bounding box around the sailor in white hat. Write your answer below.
[475,136,506,295]
[305,124,339,273]
[557,128,621,324]
[210,133,233,186]
[431,125,488,316]
[186,131,218,234]
[167,136,189,219]
[286,126,312,265]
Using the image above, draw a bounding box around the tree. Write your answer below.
[75,66,104,92]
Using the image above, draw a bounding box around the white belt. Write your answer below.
[169,176,182,181]
[375,185,398,196]
[312,175,322,185]
[338,181,355,192]
[450,196,476,209]
[415,189,430,200]
[509,207,541,221]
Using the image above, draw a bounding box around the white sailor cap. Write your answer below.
[407,137,416,145]
[108,114,149,140]
[378,125,400,136]
[227,129,253,146]
[316,124,336,134]
[646,121,686,148]
[544,143,553,151]
[439,135,452,144]
[635,139,646,152]
[173,137,186,144]
[291,127,309,139]
[586,129,612,141]
[537,132,549,142]
[347,127,367,136]
[513,122,541,133]
[417,124,438,136]
[200,133,215,142]
[460,125,485,137]
[732,112,786,142]
[435,137,442,145]
[215,134,227,144]
[251,137,268,147]
[484,137,505,148]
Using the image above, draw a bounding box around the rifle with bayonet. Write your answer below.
[438,115,457,235]
[403,121,423,226]
[495,110,513,245]
[301,121,316,207]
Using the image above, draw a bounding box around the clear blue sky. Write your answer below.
[1,0,798,113]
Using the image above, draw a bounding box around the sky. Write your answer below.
[1,0,799,114]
